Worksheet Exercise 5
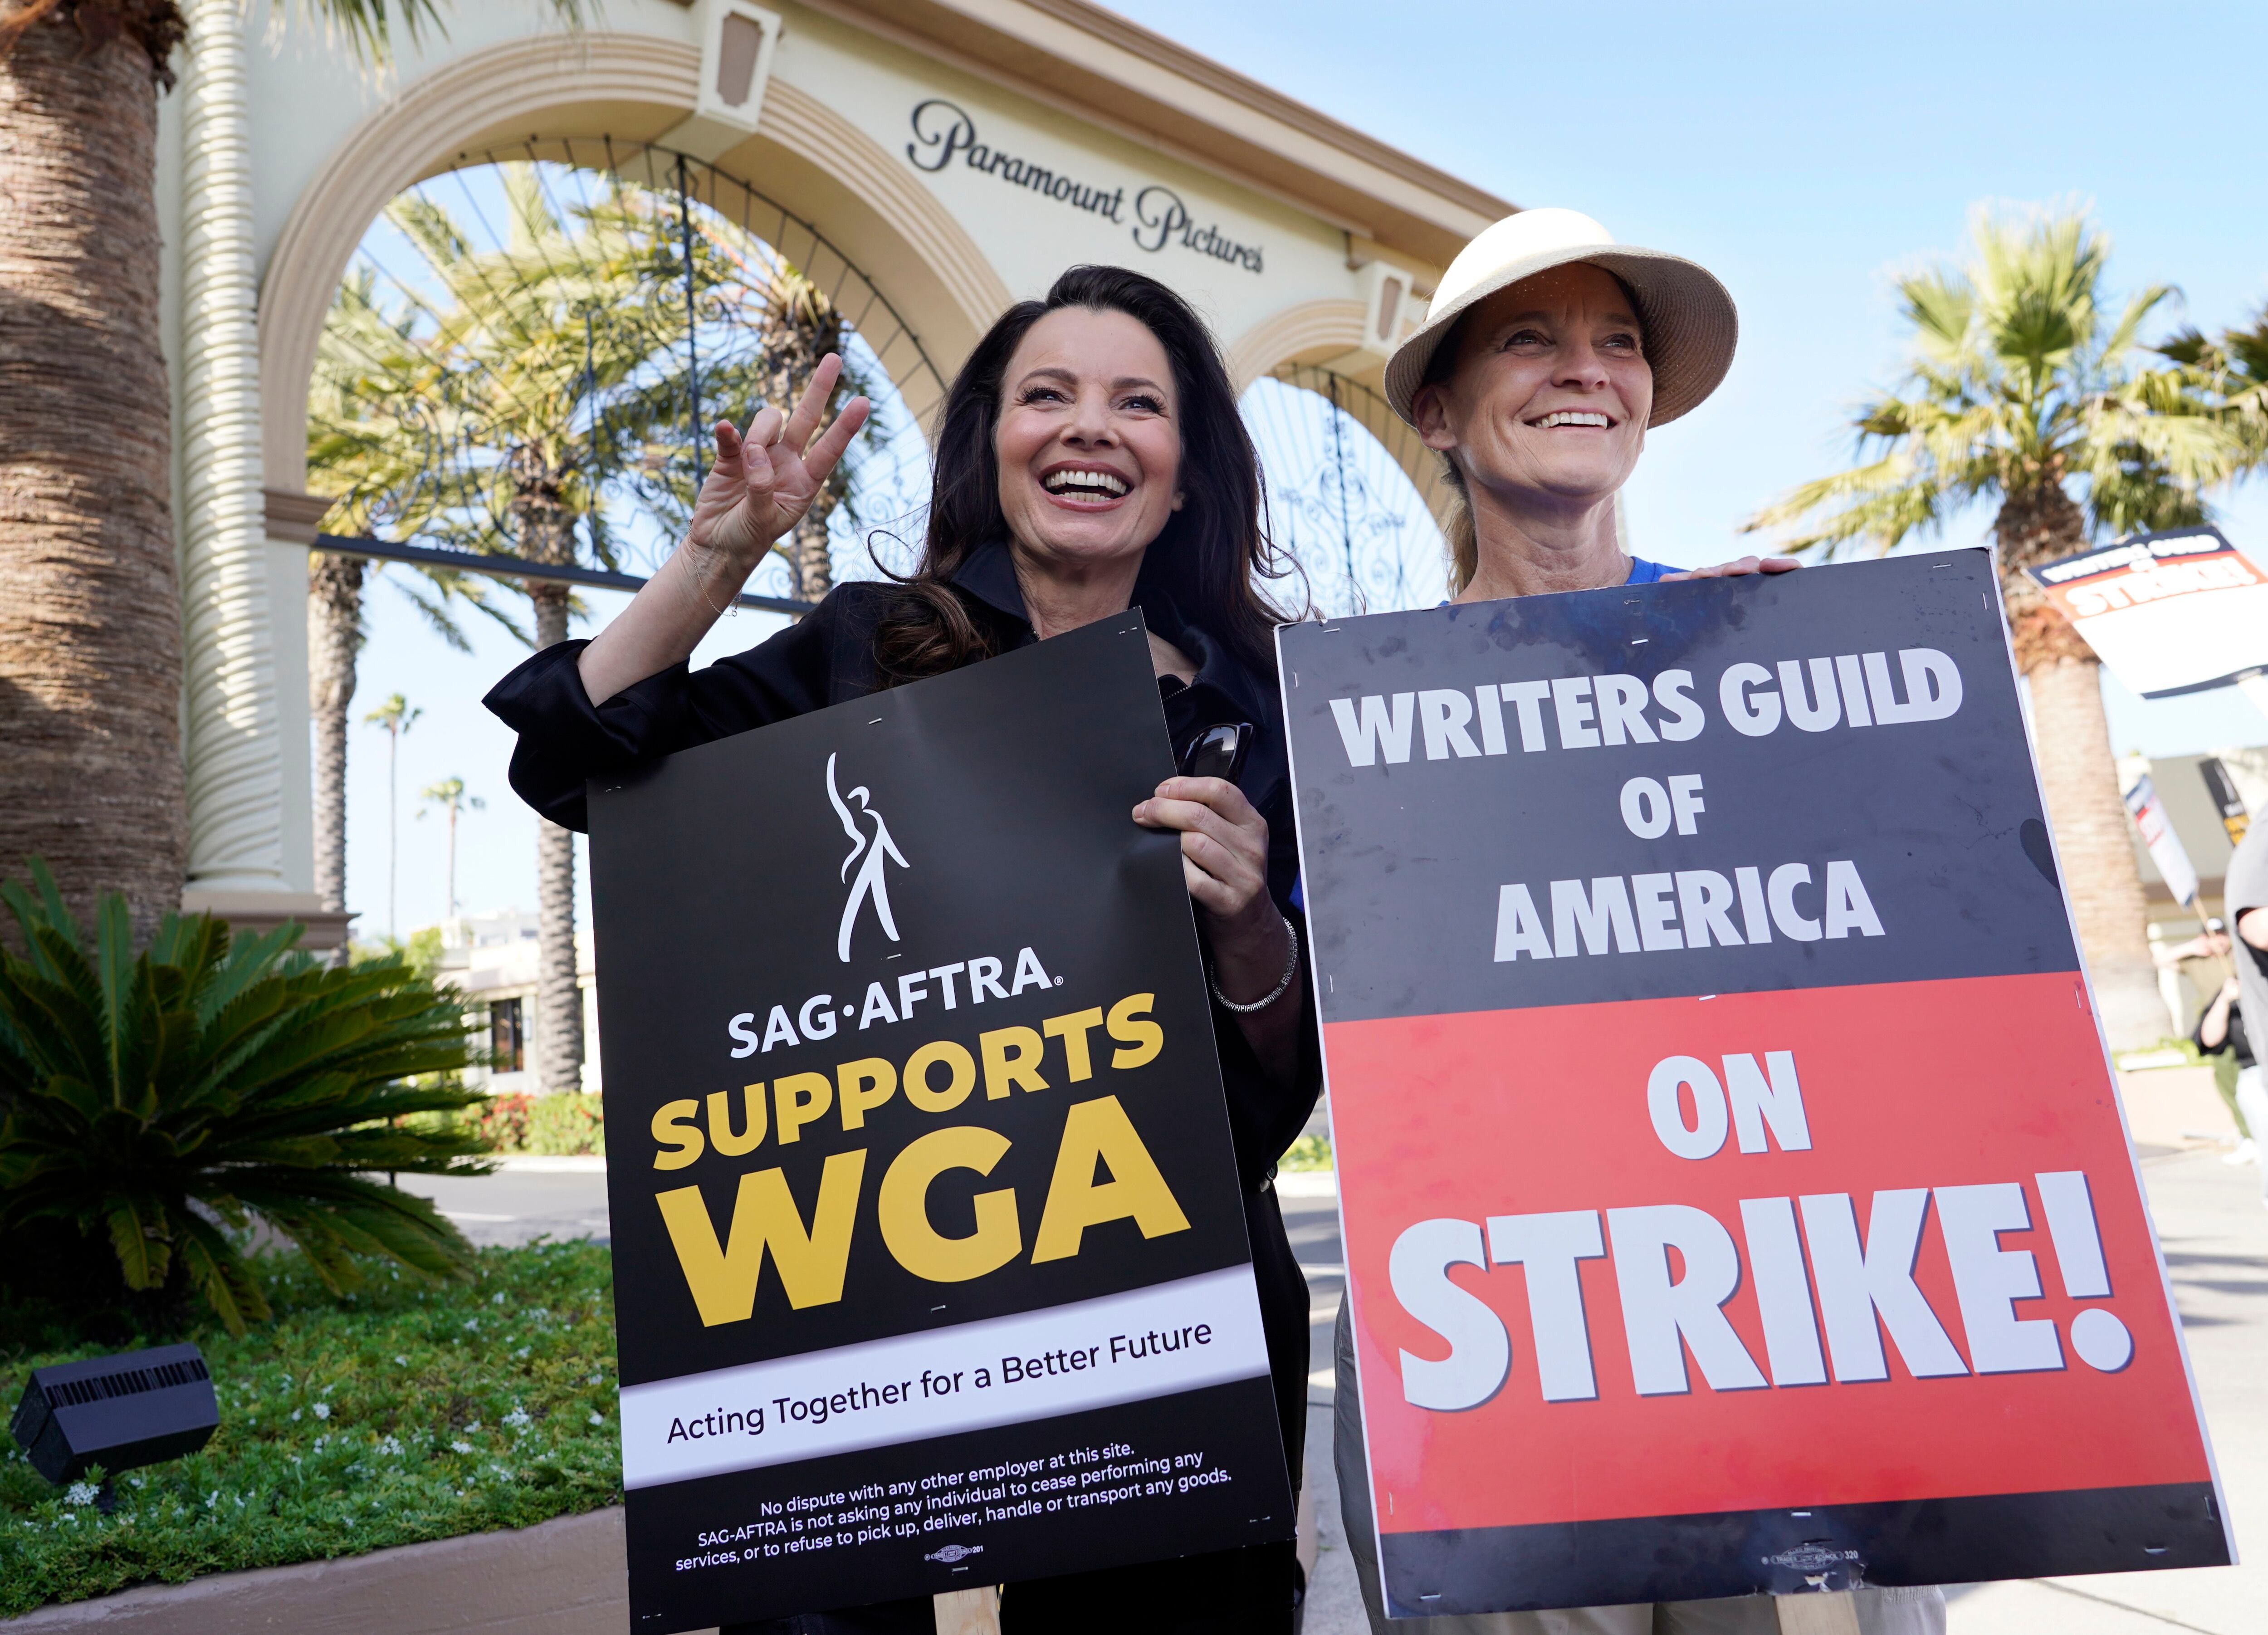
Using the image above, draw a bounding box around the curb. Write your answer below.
[0,1508,660,1635]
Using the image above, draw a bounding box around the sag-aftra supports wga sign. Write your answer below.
[588,615,1292,1630]
[1280,550,2229,1619]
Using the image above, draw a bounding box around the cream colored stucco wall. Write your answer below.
[768,4,1351,342]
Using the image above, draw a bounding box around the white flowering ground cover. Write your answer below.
[0,1241,621,1616]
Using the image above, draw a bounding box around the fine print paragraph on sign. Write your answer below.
[1279,549,2229,1618]
[673,1435,1233,1579]
[590,616,1292,1631]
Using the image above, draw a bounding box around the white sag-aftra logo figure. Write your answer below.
[826,752,909,962]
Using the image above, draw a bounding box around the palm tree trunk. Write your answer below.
[513,446,587,1094]
[529,583,585,1092]
[2027,657,2163,1048]
[1998,483,2163,1051]
[385,726,399,939]
[0,19,187,934]
[791,508,835,601]
[308,553,366,918]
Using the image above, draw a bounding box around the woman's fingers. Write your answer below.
[1663,554,1804,581]
[1182,853,1238,914]
[1169,817,1254,882]
[1134,781,1267,923]
[1140,775,1261,827]
[782,353,844,453]
[1133,790,1257,855]
[802,395,871,484]
[1140,798,1233,859]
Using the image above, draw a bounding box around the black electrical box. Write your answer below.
[9,1344,218,1485]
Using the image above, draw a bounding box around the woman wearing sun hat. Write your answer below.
[1329,208,1947,1634]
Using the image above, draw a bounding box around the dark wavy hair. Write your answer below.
[872,265,1296,684]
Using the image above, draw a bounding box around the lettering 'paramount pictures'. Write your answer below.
[1280,550,2229,1617]
[588,615,1292,1631]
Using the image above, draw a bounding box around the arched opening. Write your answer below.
[307,138,957,1093]
[316,142,940,605]
[1243,364,1451,616]
[259,34,1012,498]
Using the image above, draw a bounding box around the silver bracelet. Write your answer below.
[1212,913,1300,1014]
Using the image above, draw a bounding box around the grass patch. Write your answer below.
[1279,1133,1332,1172]
[0,1240,620,1616]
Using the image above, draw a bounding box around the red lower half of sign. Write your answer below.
[1326,973,2218,1540]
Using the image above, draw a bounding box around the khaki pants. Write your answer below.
[1330,1305,1945,1635]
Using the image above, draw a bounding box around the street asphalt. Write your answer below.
[401,1148,2266,1635]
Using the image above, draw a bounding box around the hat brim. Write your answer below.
[1383,244,1739,430]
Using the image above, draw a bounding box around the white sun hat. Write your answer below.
[1383,207,1739,429]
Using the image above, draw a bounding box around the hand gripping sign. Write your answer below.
[589,615,1290,1631]
[1279,550,2229,1617]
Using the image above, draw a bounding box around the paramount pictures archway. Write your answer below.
[167,0,1505,933]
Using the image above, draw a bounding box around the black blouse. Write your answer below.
[484,541,1322,1492]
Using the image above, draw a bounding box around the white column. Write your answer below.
[178,0,284,892]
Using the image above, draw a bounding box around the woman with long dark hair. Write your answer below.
[488,265,1318,1632]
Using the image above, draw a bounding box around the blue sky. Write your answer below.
[340,0,2268,935]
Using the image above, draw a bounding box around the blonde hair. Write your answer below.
[1438,453,1478,594]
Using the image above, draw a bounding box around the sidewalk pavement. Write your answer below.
[407,1150,2263,1633]
[1936,1145,2265,1635]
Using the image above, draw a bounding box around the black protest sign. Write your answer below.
[1280,550,2226,1616]
[588,613,1291,1630]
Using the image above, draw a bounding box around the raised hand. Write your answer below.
[688,354,871,570]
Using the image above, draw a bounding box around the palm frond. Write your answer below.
[1747,202,2257,565]
[281,0,589,69]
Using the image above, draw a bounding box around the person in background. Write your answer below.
[2152,920,2251,1159]
[2194,974,2258,1175]
[2151,920,2232,1040]
[1333,206,1943,1635]
[2219,821,2268,1205]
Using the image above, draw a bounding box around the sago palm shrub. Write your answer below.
[0,864,492,1333]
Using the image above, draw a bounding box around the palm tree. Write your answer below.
[0,5,188,936]
[363,693,419,938]
[312,168,722,1096]
[308,166,877,1093]
[2158,307,2268,476]
[306,264,519,930]
[417,775,483,921]
[760,266,858,600]
[0,0,581,937]
[1744,207,2247,1049]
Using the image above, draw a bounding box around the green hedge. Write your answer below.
[0,1241,620,1616]
[473,1092,606,1156]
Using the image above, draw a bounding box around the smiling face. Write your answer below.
[1413,262,1653,510]
[994,305,1184,576]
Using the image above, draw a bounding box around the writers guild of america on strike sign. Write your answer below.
[1277,549,2229,1618]
[587,615,1292,1632]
